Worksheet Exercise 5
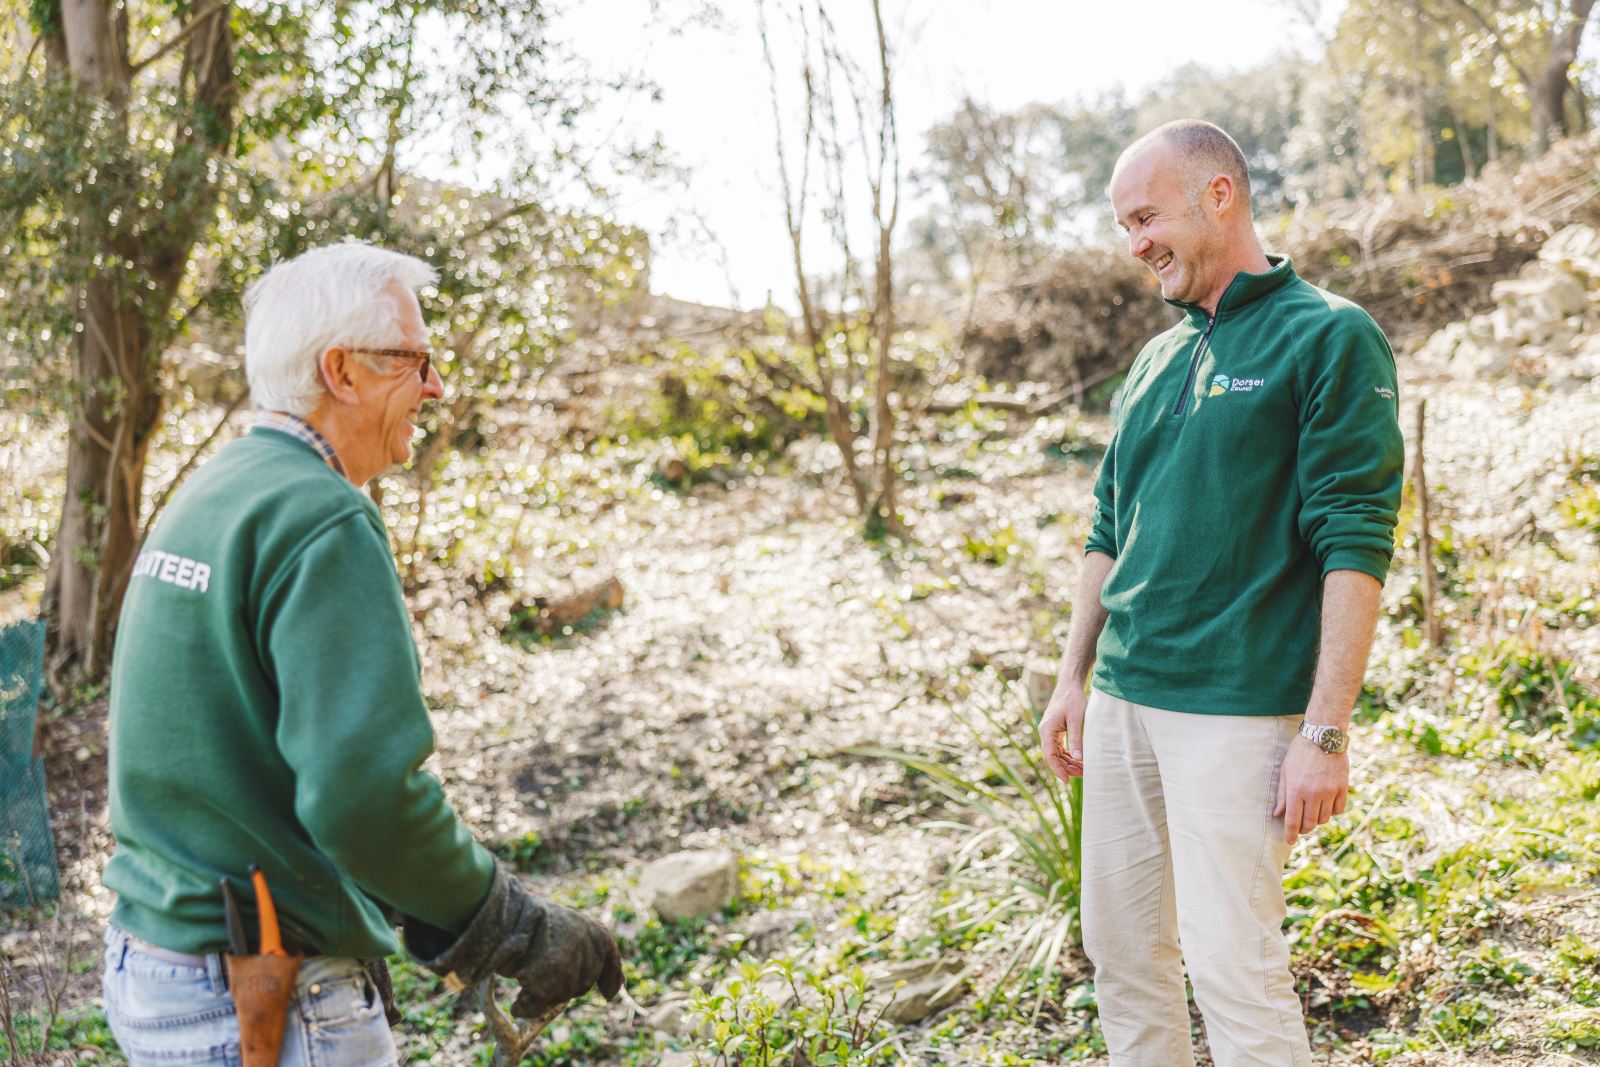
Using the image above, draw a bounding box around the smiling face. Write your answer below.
[368,284,438,469]
[1110,141,1232,312]
[318,282,444,486]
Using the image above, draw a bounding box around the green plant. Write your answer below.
[685,960,896,1066]
[1458,638,1599,744]
[492,831,544,870]
[850,685,1083,1006]
[1424,995,1496,1045]
[962,525,1021,566]
[1546,1008,1600,1050]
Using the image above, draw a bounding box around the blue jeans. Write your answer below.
[102,926,398,1066]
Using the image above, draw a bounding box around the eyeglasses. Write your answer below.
[347,348,433,382]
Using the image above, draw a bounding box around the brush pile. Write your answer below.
[1283,132,1600,344]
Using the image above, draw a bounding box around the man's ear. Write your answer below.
[1207,173,1236,218]
[319,347,361,405]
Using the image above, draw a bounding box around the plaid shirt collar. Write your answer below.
[253,411,347,478]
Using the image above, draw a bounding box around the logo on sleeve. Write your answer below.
[1209,374,1265,397]
[131,549,212,593]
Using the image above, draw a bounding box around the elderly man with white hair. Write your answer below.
[101,241,621,1066]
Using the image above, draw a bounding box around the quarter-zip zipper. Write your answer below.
[1171,314,1217,417]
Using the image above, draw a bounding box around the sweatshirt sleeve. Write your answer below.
[1295,309,1405,582]
[263,510,495,933]
[1085,437,1119,560]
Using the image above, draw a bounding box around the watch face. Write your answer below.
[1303,723,1347,753]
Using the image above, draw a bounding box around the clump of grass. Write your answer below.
[850,685,1082,1008]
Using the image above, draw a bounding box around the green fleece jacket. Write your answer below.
[1085,256,1403,715]
[104,427,494,957]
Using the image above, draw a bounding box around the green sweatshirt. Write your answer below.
[105,427,494,957]
[1085,256,1403,716]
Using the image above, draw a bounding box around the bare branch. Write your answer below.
[127,4,226,77]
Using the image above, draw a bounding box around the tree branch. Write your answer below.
[127,4,226,77]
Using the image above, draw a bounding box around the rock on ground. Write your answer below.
[867,958,968,1024]
[639,848,739,922]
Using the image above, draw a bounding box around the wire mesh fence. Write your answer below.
[0,618,60,907]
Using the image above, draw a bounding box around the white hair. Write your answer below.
[244,241,438,416]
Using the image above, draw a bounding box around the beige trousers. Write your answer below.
[1080,688,1313,1067]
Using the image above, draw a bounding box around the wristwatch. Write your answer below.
[1299,721,1349,754]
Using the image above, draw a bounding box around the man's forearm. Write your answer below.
[1304,569,1383,729]
[1053,551,1115,695]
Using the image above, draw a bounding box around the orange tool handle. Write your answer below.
[248,865,287,957]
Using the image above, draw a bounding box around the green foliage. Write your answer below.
[1458,638,1600,745]
[1288,743,1600,1045]
[628,917,717,990]
[851,685,1083,1002]
[740,852,865,911]
[1425,995,1498,1045]
[491,830,545,870]
[961,525,1020,566]
[685,960,896,1067]
[1559,476,1600,538]
[604,342,826,474]
[0,1003,121,1062]
[1545,1009,1600,1050]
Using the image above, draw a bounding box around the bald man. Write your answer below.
[1037,121,1404,1065]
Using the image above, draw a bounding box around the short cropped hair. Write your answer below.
[244,241,438,416]
[1117,119,1253,210]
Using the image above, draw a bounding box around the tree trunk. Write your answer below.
[1451,104,1477,179]
[1533,0,1597,151]
[43,283,160,687]
[1411,0,1432,188]
[43,0,236,689]
[864,0,899,533]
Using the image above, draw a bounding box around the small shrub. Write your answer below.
[609,341,825,463]
[685,960,896,1067]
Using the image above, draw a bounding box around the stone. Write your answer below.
[1489,306,1524,346]
[1491,270,1587,320]
[735,909,804,960]
[645,994,700,1038]
[1539,224,1600,282]
[656,1052,697,1067]
[640,849,739,922]
[867,958,968,1024]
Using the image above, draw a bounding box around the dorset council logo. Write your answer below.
[1209,374,1230,397]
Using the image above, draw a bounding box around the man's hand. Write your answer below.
[407,863,624,1019]
[1039,687,1087,783]
[1273,736,1348,843]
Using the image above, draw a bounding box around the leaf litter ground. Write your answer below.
[5,364,1600,1065]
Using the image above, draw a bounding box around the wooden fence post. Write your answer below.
[1413,399,1441,649]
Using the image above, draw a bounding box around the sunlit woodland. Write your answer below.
[3,0,1600,1063]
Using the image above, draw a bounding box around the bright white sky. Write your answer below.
[544,0,1329,309]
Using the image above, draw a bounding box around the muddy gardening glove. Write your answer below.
[404,863,624,1019]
